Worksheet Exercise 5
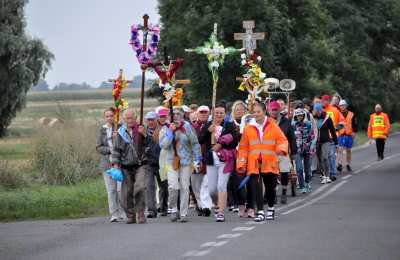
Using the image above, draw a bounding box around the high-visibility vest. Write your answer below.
[237,117,288,175]
[339,111,354,135]
[324,105,342,128]
[368,112,391,139]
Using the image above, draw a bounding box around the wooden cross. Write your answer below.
[234,20,266,56]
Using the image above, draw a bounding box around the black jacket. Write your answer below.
[315,112,338,144]
[198,121,239,165]
[275,115,297,156]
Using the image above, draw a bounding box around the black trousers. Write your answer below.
[228,171,247,207]
[250,173,277,211]
[376,138,386,158]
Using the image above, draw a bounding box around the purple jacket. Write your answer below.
[217,134,236,173]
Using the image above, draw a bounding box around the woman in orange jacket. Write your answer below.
[237,102,288,221]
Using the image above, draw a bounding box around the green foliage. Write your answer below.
[0,179,107,221]
[0,0,54,137]
[158,0,334,105]
[0,160,28,190]
[158,0,400,126]
[32,125,100,185]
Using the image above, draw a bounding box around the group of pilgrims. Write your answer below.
[95,91,392,224]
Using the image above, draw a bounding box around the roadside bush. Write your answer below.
[32,124,100,185]
[0,161,28,190]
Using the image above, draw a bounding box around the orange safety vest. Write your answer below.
[324,105,343,128]
[236,117,288,175]
[338,111,354,135]
[368,112,391,139]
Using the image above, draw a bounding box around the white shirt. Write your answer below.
[249,116,268,140]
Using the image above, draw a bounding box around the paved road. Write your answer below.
[1,135,400,260]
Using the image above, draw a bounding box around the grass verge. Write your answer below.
[0,178,107,221]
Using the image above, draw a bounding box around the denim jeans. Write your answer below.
[295,152,312,189]
[328,142,337,177]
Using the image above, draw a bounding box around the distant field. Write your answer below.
[26,88,147,102]
[11,88,159,129]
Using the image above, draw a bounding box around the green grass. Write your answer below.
[26,88,147,102]
[0,179,108,221]
[0,140,32,160]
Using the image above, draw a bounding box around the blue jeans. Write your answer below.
[328,142,337,177]
[295,152,311,189]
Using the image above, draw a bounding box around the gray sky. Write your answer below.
[25,0,160,87]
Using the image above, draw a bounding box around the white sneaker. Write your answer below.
[110,216,118,222]
[321,177,327,184]
[327,177,332,183]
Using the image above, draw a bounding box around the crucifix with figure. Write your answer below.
[234,20,266,56]
[150,47,191,122]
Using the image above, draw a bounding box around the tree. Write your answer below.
[158,0,333,105]
[322,0,400,124]
[0,0,53,137]
[31,79,49,91]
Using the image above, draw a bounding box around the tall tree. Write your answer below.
[0,0,53,136]
[158,0,333,105]
[322,0,400,123]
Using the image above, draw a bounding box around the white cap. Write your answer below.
[181,105,191,113]
[197,105,210,112]
[339,100,348,106]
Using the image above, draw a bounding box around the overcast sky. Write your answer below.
[25,0,160,87]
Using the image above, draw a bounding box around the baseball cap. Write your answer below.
[197,105,210,113]
[145,111,157,120]
[321,95,331,101]
[269,101,281,110]
[181,105,191,113]
[339,100,348,106]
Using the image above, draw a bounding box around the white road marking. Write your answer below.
[182,249,211,257]
[342,175,352,180]
[278,184,330,212]
[281,180,348,215]
[217,233,242,239]
[200,241,228,247]
[232,226,255,231]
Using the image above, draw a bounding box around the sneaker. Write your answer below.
[247,208,255,218]
[327,177,332,183]
[110,216,118,223]
[202,208,211,217]
[346,165,352,172]
[126,216,136,224]
[170,212,179,222]
[266,208,275,220]
[301,187,307,194]
[146,211,157,218]
[160,211,168,217]
[238,205,245,217]
[280,193,287,204]
[232,207,239,213]
[137,211,146,224]
[179,216,188,223]
[306,183,312,192]
[254,211,265,222]
[321,177,327,184]
[167,208,173,214]
[228,206,234,211]
[216,213,225,222]
[337,164,343,172]
[330,176,336,182]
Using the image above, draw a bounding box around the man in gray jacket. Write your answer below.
[111,108,150,224]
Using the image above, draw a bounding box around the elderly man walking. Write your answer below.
[111,108,150,224]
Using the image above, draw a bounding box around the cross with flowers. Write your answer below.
[108,69,132,130]
[185,23,243,116]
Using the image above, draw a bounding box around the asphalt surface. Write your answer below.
[1,134,399,260]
